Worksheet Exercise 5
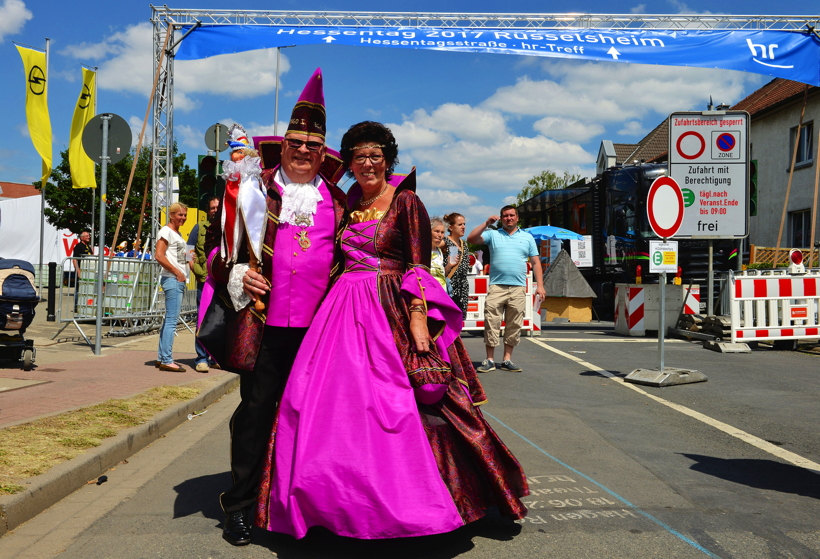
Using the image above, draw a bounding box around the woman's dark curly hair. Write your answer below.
[340,121,399,181]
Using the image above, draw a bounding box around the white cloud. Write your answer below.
[459,205,501,229]
[174,124,203,151]
[402,57,759,219]
[0,0,32,42]
[415,170,459,191]
[666,0,711,14]
[127,116,146,148]
[386,84,598,218]
[405,104,507,145]
[418,188,480,206]
[533,117,605,142]
[483,76,624,121]
[485,61,759,125]
[62,23,291,111]
[177,48,288,100]
[418,189,496,228]
[389,121,452,150]
[631,4,647,14]
[410,135,591,191]
[618,120,646,136]
[169,119,286,154]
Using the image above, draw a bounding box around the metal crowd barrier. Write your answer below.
[53,256,198,346]
[33,263,63,296]
[729,268,820,343]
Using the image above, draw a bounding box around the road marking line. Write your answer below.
[535,338,684,343]
[527,337,820,473]
[486,411,723,559]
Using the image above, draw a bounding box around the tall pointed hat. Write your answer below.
[286,68,326,140]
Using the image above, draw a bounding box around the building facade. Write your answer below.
[733,80,820,250]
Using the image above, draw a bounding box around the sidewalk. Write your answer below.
[0,303,238,536]
[0,303,225,429]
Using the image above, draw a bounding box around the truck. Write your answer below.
[517,163,740,320]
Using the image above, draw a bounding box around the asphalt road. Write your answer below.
[2,324,820,558]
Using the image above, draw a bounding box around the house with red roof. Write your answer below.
[732,78,819,249]
[0,181,40,200]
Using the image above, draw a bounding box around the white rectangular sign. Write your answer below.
[649,240,679,273]
[668,111,749,239]
[570,235,593,268]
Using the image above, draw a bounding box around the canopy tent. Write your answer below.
[525,225,584,242]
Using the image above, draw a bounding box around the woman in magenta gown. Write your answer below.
[256,121,528,539]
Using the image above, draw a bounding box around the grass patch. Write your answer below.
[0,384,202,495]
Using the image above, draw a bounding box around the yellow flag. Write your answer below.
[69,68,97,188]
[16,45,52,186]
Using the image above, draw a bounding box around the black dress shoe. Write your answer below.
[223,509,252,546]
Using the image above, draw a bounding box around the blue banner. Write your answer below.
[175,25,820,86]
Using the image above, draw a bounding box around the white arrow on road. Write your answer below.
[322,36,336,43]
[607,46,621,59]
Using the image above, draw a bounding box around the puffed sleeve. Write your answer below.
[396,190,432,270]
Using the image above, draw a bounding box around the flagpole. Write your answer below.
[90,67,98,245]
[38,38,49,300]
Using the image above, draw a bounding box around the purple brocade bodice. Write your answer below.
[343,220,380,273]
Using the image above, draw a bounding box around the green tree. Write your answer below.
[41,143,197,247]
[515,170,583,206]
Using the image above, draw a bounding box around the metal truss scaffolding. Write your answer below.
[151,20,174,241]
[148,7,819,239]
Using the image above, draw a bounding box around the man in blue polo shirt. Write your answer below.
[468,205,545,373]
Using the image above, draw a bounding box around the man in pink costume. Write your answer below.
[204,68,347,547]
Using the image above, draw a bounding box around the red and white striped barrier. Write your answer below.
[462,274,539,335]
[730,269,820,342]
[684,286,700,315]
[614,285,646,336]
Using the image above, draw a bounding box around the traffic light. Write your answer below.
[749,159,758,217]
[197,155,224,214]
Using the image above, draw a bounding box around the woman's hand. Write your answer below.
[410,312,432,354]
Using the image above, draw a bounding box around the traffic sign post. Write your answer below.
[649,241,678,274]
[625,177,706,387]
[649,240,678,372]
[669,110,749,315]
[82,113,132,357]
[668,111,750,239]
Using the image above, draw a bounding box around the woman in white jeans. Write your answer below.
[155,202,189,372]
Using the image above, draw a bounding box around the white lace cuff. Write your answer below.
[228,264,252,310]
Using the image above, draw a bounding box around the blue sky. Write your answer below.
[1,0,814,227]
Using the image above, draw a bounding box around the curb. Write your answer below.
[0,372,239,537]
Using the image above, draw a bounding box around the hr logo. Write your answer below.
[746,39,794,69]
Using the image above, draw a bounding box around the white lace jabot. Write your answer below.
[277,169,323,227]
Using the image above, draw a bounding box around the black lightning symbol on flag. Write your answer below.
[28,65,46,96]
[78,84,92,109]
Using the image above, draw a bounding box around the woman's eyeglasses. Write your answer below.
[352,154,384,165]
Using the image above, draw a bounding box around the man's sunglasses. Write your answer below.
[284,138,324,152]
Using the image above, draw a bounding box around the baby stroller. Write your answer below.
[0,258,39,370]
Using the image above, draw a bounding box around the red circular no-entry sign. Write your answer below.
[647,176,684,239]
[676,131,705,160]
